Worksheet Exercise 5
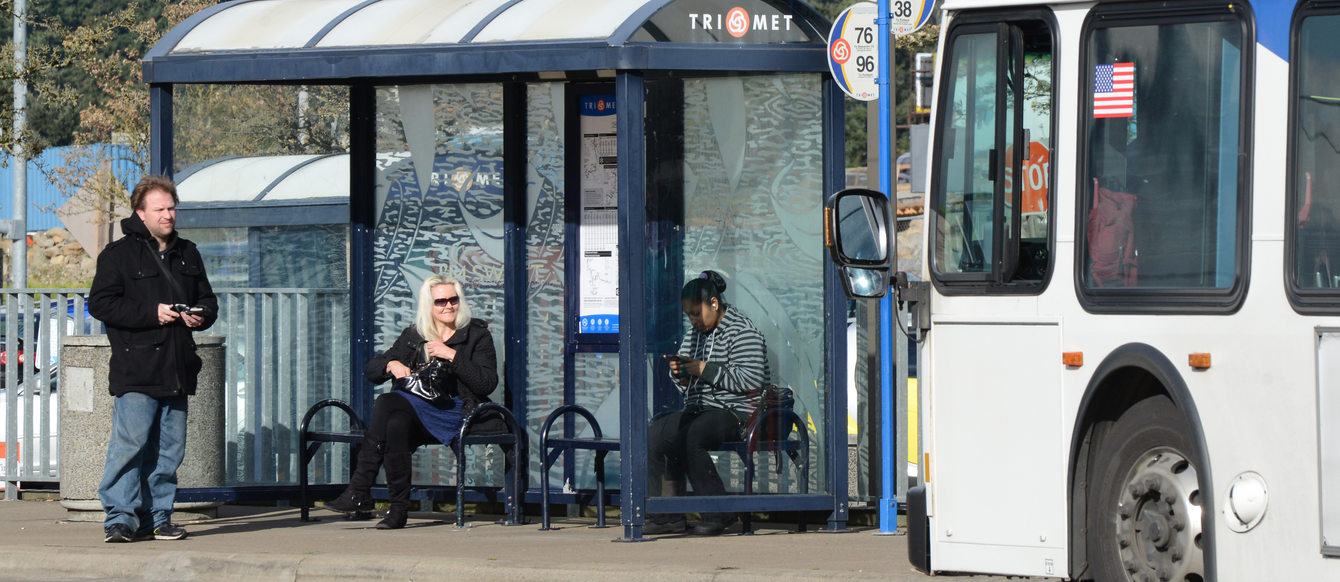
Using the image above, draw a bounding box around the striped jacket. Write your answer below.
[675,303,770,416]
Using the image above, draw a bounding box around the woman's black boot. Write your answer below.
[377,452,413,529]
[376,508,408,530]
[325,438,383,514]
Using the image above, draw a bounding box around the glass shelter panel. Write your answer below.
[644,73,828,501]
[1293,14,1340,293]
[374,84,507,485]
[173,84,351,485]
[1082,19,1244,293]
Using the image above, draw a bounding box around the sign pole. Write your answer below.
[875,0,899,535]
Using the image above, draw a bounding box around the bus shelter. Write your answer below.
[145,0,850,536]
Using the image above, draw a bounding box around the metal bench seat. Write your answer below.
[298,398,527,527]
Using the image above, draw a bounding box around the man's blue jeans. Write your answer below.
[98,392,188,532]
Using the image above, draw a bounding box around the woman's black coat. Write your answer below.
[364,319,499,416]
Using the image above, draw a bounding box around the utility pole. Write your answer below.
[10,0,28,289]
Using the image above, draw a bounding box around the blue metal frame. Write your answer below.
[502,81,529,440]
[176,200,347,229]
[615,71,650,540]
[822,77,850,531]
[149,85,173,176]
[143,44,826,84]
[348,84,377,416]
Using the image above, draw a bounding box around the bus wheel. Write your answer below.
[1088,396,1205,582]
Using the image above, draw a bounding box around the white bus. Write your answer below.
[827,0,1340,580]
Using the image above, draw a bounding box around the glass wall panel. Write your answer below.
[374,84,506,485]
[524,82,572,487]
[172,85,351,485]
[645,73,828,500]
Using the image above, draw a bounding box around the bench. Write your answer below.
[539,396,809,534]
[298,398,527,527]
[538,404,620,530]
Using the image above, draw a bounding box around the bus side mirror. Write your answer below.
[826,188,894,299]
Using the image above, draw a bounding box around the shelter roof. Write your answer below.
[144,0,831,84]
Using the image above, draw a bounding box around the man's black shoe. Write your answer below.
[152,523,189,540]
[103,523,134,543]
[642,515,687,535]
[324,489,375,514]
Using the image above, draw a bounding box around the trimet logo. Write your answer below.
[690,7,795,39]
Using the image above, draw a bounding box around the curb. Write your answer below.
[0,547,894,581]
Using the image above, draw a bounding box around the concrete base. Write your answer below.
[57,499,221,522]
[58,335,227,522]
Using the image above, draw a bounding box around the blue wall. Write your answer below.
[0,144,141,232]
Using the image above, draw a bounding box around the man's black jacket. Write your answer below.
[89,215,218,397]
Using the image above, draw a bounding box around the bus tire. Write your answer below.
[1087,395,1205,582]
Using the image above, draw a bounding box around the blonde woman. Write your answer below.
[325,275,499,529]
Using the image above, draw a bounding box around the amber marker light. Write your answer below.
[1062,352,1083,367]
[823,206,832,248]
[1189,353,1212,370]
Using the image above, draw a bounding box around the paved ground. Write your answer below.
[0,499,1042,581]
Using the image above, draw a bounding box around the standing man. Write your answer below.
[89,175,217,543]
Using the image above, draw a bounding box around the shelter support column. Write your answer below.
[823,78,851,531]
[616,71,649,541]
[149,84,173,177]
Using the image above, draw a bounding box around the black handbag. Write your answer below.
[392,358,449,401]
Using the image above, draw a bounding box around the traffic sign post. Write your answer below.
[829,0,935,538]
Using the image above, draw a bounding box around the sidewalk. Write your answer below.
[0,499,1029,581]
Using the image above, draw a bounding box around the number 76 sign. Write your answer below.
[828,1,934,101]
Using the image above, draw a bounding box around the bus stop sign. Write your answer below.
[890,0,934,35]
[828,2,879,101]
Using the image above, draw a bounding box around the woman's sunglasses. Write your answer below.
[434,296,460,307]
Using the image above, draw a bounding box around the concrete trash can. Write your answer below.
[58,334,226,522]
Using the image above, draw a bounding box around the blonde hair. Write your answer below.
[414,275,472,360]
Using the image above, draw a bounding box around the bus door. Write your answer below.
[925,12,1064,576]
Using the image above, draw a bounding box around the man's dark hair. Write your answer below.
[130,175,179,211]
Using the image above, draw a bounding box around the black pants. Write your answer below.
[647,406,742,523]
[368,392,438,454]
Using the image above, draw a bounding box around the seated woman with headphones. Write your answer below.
[644,270,770,536]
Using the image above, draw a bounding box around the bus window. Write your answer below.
[1080,7,1248,308]
[1290,11,1340,308]
[930,17,1053,291]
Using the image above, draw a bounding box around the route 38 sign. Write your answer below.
[890,0,934,35]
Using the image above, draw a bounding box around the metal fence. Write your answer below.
[1,290,103,497]
[1,288,354,497]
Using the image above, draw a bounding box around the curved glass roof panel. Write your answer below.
[472,0,653,43]
[173,0,366,53]
[317,0,513,47]
[262,155,349,200]
[179,155,336,203]
[146,0,830,82]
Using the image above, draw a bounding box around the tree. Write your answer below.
[51,1,347,233]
